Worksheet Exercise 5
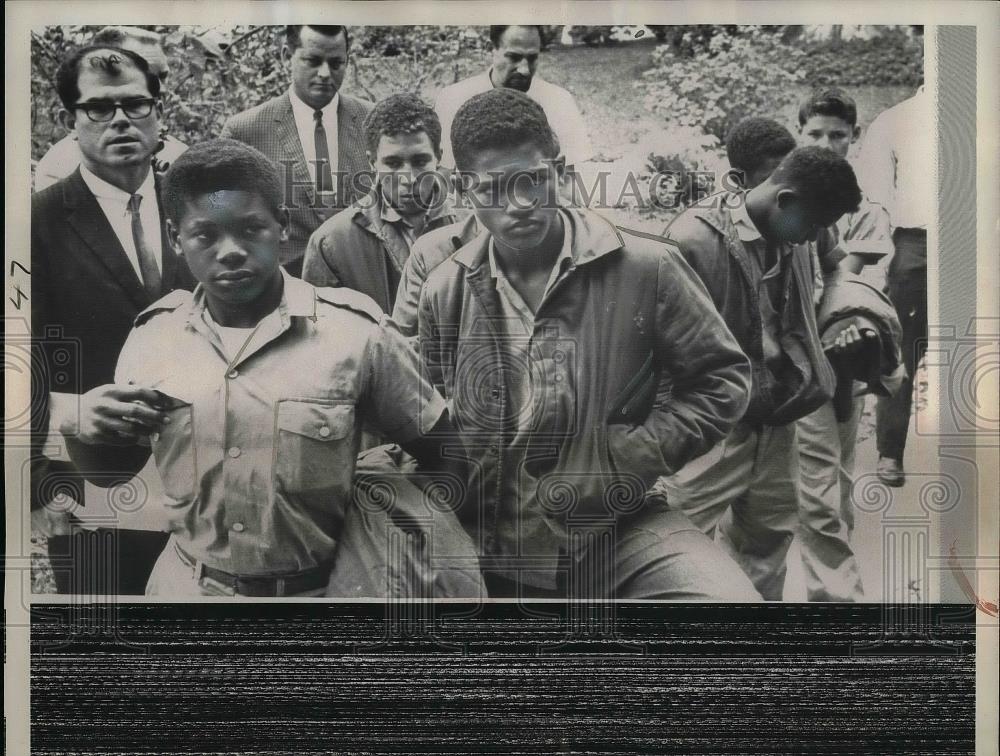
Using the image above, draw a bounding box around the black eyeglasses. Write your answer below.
[73,98,157,123]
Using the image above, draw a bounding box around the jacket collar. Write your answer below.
[452,207,624,273]
[352,186,457,234]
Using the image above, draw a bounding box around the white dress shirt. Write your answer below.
[288,87,339,189]
[855,87,932,230]
[435,71,594,169]
[34,134,188,193]
[79,164,163,280]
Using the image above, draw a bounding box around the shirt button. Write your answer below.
[227,369,239,379]
[228,446,241,458]
[231,522,245,533]
[318,425,332,438]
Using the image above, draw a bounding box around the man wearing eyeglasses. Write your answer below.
[33,27,187,192]
[30,45,196,595]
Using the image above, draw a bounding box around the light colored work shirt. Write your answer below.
[79,164,163,282]
[435,71,594,169]
[114,271,446,576]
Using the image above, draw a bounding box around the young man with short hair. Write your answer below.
[725,116,798,190]
[67,139,471,597]
[795,88,900,602]
[302,93,463,313]
[418,88,758,600]
[662,147,864,601]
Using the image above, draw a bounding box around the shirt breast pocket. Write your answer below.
[275,400,357,497]
[150,396,197,503]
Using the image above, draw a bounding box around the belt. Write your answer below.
[174,542,332,597]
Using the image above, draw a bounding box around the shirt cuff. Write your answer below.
[49,392,79,437]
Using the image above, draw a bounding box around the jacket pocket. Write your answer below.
[607,353,657,425]
[275,400,356,496]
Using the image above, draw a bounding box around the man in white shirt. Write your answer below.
[33,26,187,192]
[221,25,373,277]
[855,87,931,487]
[31,45,196,594]
[435,25,594,172]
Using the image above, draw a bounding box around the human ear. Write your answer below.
[280,44,292,65]
[57,109,76,134]
[166,218,183,256]
[775,188,798,209]
[851,125,862,143]
[278,208,291,243]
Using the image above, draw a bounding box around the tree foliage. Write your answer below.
[30,25,491,162]
[639,27,806,146]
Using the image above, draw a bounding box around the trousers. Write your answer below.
[656,422,799,601]
[876,228,927,461]
[796,397,866,602]
[484,504,760,601]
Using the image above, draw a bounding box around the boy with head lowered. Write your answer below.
[417,88,758,600]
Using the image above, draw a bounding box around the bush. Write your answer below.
[799,30,923,87]
[638,27,806,145]
[30,25,491,162]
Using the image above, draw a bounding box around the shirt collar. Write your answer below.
[487,209,575,281]
[79,163,156,204]
[363,184,457,229]
[454,206,622,271]
[288,86,340,119]
[729,193,764,243]
[187,268,318,326]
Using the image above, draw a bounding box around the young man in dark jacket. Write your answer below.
[302,93,462,314]
[418,88,759,600]
[661,146,863,601]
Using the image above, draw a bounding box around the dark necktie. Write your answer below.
[127,193,162,300]
[313,109,335,194]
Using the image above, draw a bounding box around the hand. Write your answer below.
[63,384,170,446]
[828,325,877,358]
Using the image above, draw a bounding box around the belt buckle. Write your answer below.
[199,574,237,597]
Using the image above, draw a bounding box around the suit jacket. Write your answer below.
[221,92,374,265]
[30,168,196,508]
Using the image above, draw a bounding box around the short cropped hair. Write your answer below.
[770,146,862,224]
[489,25,544,48]
[364,93,443,158]
[798,88,859,127]
[56,45,161,111]
[725,117,796,175]
[285,25,350,50]
[161,139,284,224]
[451,88,557,172]
[92,26,162,48]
